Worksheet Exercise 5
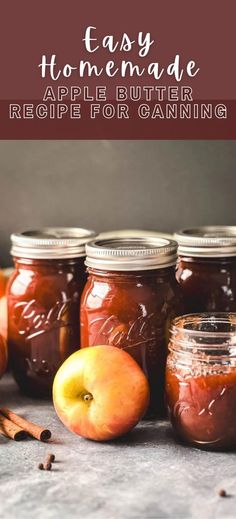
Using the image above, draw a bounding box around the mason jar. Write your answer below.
[175,226,236,313]
[7,227,96,397]
[166,313,236,450]
[80,237,184,417]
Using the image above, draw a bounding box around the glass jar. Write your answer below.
[175,226,236,313]
[7,227,96,397]
[166,313,236,450]
[80,237,184,417]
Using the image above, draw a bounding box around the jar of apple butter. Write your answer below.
[7,228,96,397]
[175,226,236,313]
[80,237,184,417]
[166,313,236,450]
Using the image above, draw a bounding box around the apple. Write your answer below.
[0,296,7,341]
[53,345,150,441]
[0,333,7,379]
[0,268,13,341]
[0,270,6,298]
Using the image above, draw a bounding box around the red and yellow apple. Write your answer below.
[53,345,150,441]
[0,334,7,379]
[0,270,5,298]
[0,296,7,341]
[0,267,13,340]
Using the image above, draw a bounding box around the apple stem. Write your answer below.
[83,393,93,402]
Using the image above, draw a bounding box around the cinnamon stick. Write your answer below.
[0,412,27,441]
[0,408,51,442]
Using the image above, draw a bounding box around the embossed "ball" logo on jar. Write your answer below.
[13,299,71,339]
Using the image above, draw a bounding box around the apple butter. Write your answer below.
[175,226,236,313]
[166,313,236,450]
[7,228,96,397]
[80,237,184,417]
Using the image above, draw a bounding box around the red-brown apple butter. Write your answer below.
[166,313,236,450]
[80,237,184,417]
[175,227,236,313]
[7,228,95,397]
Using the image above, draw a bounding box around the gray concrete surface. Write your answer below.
[0,375,236,519]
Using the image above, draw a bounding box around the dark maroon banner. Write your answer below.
[1,101,235,140]
[1,0,235,139]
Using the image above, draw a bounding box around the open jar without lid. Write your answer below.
[175,226,236,313]
[7,227,96,398]
[81,237,184,417]
[166,313,236,450]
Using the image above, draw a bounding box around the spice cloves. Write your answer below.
[38,453,55,471]
[218,489,227,497]
[46,453,55,464]
[43,462,52,471]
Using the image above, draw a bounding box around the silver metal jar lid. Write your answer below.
[85,237,178,271]
[11,227,96,259]
[98,229,173,241]
[175,226,236,257]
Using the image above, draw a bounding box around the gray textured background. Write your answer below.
[0,140,235,266]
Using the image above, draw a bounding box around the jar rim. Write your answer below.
[85,237,178,271]
[11,227,96,259]
[175,226,236,257]
[169,313,236,360]
[171,313,236,338]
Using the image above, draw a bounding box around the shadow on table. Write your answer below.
[0,375,52,408]
[110,420,175,448]
[0,375,22,405]
[110,422,236,455]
